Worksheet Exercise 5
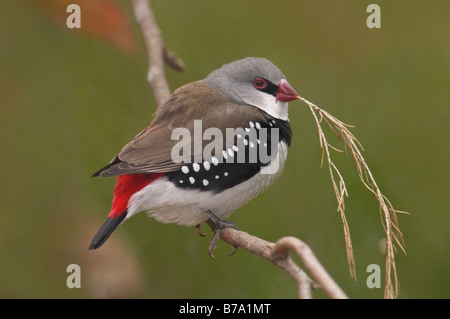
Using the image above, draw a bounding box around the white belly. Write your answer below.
[126,142,288,226]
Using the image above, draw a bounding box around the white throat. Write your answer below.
[243,93,289,121]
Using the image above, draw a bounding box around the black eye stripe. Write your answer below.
[255,78,278,96]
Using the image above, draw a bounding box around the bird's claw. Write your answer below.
[195,224,207,237]
[204,210,240,259]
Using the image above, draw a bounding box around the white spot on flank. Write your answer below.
[179,180,183,184]
[215,175,220,179]
[211,156,219,166]
[245,127,251,132]
[232,145,239,152]
[181,166,189,174]
[227,148,234,157]
[222,150,228,160]
[237,134,242,139]
[255,122,261,129]
[202,179,209,186]
[126,141,289,226]
[243,139,248,146]
[249,121,255,128]
[224,172,229,176]
[249,141,255,148]
[203,161,211,171]
[189,177,195,184]
[192,163,200,172]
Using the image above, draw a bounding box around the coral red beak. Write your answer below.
[276,79,299,102]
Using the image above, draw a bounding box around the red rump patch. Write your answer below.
[109,173,164,218]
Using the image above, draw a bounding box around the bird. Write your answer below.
[89,57,299,257]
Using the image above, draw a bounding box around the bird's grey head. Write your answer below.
[204,57,298,121]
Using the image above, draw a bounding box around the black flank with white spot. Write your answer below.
[167,116,292,193]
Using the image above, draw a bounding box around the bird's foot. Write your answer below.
[204,210,240,259]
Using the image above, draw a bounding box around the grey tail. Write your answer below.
[89,212,127,250]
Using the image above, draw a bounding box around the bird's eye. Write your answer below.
[253,78,267,90]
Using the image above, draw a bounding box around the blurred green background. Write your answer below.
[1,0,449,298]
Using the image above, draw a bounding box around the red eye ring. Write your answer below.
[253,78,267,90]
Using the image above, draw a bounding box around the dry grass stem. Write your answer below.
[297,95,406,299]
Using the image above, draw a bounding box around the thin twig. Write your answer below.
[131,0,185,106]
[163,46,186,71]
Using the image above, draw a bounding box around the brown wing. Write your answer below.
[93,81,268,177]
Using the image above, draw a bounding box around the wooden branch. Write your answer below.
[131,0,185,106]
[131,0,349,299]
[218,227,348,299]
